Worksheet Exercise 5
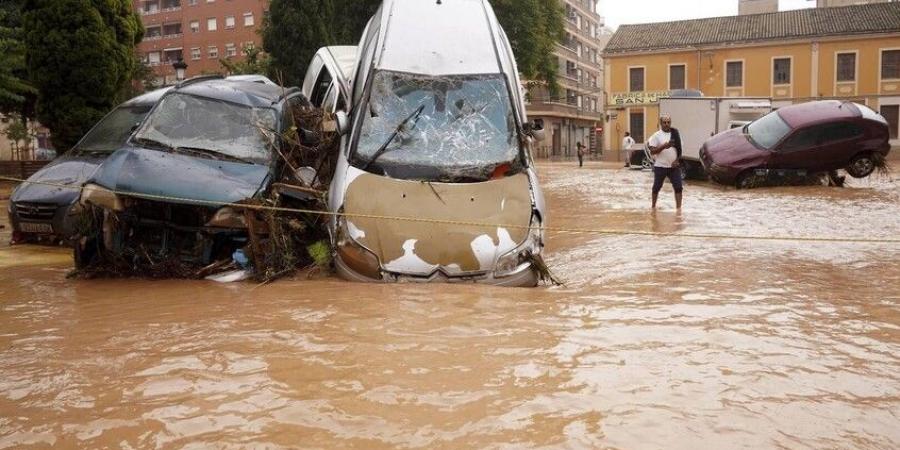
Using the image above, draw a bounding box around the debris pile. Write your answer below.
[71,104,339,283]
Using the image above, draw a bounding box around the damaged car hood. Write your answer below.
[343,172,533,276]
[11,153,106,204]
[90,147,270,205]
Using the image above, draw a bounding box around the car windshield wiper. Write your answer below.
[174,146,255,164]
[362,104,426,172]
[133,136,174,151]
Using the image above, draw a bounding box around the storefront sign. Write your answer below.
[611,91,672,106]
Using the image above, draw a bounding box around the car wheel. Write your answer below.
[845,153,876,178]
[735,170,764,189]
[641,157,653,170]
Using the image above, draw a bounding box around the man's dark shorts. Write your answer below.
[652,166,683,194]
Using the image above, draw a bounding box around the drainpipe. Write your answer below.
[696,47,702,93]
[811,41,819,99]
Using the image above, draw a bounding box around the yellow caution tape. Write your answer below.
[3,175,899,244]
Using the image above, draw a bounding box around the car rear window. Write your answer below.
[853,103,888,126]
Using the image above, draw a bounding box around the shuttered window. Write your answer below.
[882,50,900,80]
[837,53,856,82]
[773,58,791,84]
[726,61,743,87]
[669,65,685,90]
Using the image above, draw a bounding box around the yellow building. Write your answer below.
[601,2,900,161]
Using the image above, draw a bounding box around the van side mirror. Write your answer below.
[524,118,545,142]
[335,111,350,136]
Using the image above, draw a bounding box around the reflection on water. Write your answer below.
[1,163,899,448]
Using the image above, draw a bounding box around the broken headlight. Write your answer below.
[495,218,543,278]
[335,215,382,280]
[79,184,124,212]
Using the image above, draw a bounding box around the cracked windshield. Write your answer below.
[134,93,277,163]
[355,71,521,181]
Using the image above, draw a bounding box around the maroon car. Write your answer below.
[700,100,891,188]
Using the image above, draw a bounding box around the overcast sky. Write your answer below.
[601,0,817,29]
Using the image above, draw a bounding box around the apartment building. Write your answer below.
[526,0,610,159]
[602,2,900,160]
[133,0,268,84]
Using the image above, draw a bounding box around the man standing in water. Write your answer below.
[576,141,586,167]
[648,114,683,209]
[622,131,635,167]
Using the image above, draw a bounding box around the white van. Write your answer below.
[303,0,548,287]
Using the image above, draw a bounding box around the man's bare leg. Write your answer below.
[652,191,659,209]
[675,192,682,209]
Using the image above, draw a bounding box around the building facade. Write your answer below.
[133,0,268,84]
[601,2,900,161]
[739,0,777,15]
[526,0,610,159]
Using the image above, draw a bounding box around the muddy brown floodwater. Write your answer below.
[1,163,899,449]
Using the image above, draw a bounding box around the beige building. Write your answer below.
[602,2,900,160]
[526,0,609,159]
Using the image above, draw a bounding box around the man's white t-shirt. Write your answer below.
[622,136,635,149]
[648,130,677,168]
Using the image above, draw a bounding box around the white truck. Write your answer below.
[659,96,772,179]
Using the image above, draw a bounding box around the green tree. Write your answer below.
[262,0,563,91]
[262,0,339,87]
[22,0,143,151]
[492,0,565,94]
[0,2,35,109]
[220,44,272,76]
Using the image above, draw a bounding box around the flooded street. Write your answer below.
[1,163,899,449]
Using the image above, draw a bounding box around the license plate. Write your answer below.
[19,222,54,234]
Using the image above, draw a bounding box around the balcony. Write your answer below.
[140,1,181,15]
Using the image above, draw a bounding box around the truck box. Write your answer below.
[659,97,771,178]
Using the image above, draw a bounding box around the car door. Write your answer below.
[770,126,823,171]
[814,121,865,170]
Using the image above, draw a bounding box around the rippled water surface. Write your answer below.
[1,164,899,449]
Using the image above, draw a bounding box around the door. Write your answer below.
[881,105,899,140]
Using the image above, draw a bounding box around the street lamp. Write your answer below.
[172,58,188,83]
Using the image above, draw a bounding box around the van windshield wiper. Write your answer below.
[362,104,426,171]
[174,146,255,164]
[133,136,173,151]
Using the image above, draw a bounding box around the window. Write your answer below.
[206,0,214,3]
[225,43,236,57]
[726,61,743,87]
[821,122,863,142]
[189,20,199,33]
[310,68,333,107]
[629,110,645,143]
[836,53,856,82]
[773,58,791,84]
[881,105,899,139]
[190,47,200,60]
[207,17,216,31]
[188,0,196,5]
[882,50,900,80]
[629,67,644,92]
[147,51,161,65]
[225,15,235,29]
[669,65,685,90]
[243,12,254,26]
[208,45,218,58]
[780,127,819,152]
[244,41,255,50]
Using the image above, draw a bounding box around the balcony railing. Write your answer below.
[141,6,181,15]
